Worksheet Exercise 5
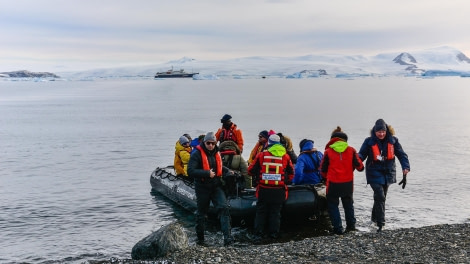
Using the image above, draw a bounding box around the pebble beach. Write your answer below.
[111,223,469,264]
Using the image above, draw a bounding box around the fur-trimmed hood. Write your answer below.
[370,124,396,137]
[219,140,241,155]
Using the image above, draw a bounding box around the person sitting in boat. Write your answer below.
[174,134,192,178]
[187,132,235,246]
[268,130,298,164]
[248,134,294,242]
[190,134,205,154]
[247,130,269,165]
[219,140,251,192]
[215,114,244,153]
[293,139,324,185]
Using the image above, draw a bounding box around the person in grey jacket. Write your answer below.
[359,119,410,232]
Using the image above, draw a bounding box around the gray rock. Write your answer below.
[131,221,188,260]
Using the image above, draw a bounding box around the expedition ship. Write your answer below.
[154,67,198,78]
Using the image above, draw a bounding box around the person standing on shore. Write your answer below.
[321,127,364,235]
[358,119,410,232]
[248,134,294,242]
[187,132,235,246]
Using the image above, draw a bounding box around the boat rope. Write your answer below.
[155,167,194,188]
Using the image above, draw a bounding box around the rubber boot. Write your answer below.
[220,210,233,246]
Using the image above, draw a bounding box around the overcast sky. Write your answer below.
[1,0,469,72]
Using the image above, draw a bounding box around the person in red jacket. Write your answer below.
[248,134,294,242]
[320,126,364,235]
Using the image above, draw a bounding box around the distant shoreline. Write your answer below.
[0,70,59,78]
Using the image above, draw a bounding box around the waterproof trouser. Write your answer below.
[195,183,231,240]
[370,183,389,227]
[327,193,356,233]
[254,199,283,237]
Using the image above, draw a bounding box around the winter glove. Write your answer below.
[398,174,407,189]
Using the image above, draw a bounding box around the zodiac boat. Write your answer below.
[150,166,327,222]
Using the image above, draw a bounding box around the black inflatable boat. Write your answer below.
[150,166,327,221]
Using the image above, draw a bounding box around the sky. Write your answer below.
[1,0,470,72]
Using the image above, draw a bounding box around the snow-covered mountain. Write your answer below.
[59,46,470,79]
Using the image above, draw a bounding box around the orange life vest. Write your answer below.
[220,150,237,156]
[371,143,395,161]
[196,145,222,176]
[219,128,238,144]
[258,152,287,187]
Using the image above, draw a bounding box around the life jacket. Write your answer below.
[371,142,395,161]
[220,150,237,156]
[220,149,235,168]
[248,142,265,164]
[196,145,222,177]
[258,152,287,187]
[219,128,238,144]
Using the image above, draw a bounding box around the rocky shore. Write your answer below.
[115,223,469,264]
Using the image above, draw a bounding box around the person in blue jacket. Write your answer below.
[293,139,323,185]
[190,134,205,154]
[358,119,410,232]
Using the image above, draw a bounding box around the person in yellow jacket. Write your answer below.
[174,135,192,177]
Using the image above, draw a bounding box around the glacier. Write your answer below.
[2,46,470,81]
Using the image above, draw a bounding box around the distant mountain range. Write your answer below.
[4,46,470,80]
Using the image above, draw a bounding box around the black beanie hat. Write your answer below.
[259,130,269,139]
[374,119,387,132]
[220,114,232,123]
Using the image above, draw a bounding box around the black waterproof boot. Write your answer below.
[330,228,344,235]
[223,235,234,246]
[269,232,280,239]
[377,225,383,233]
[196,232,205,244]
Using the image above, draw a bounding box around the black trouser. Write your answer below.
[370,183,389,227]
[254,186,285,237]
[195,181,231,239]
[327,194,355,232]
[326,181,355,232]
[254,200,283,236]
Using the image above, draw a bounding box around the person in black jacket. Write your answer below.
[358,119,410,232]
[187,132,234,246]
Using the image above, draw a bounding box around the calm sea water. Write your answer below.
[1,77,469,263]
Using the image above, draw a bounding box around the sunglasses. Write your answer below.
[205,141,216,146]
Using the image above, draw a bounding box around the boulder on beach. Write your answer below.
[131,221,188,260]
